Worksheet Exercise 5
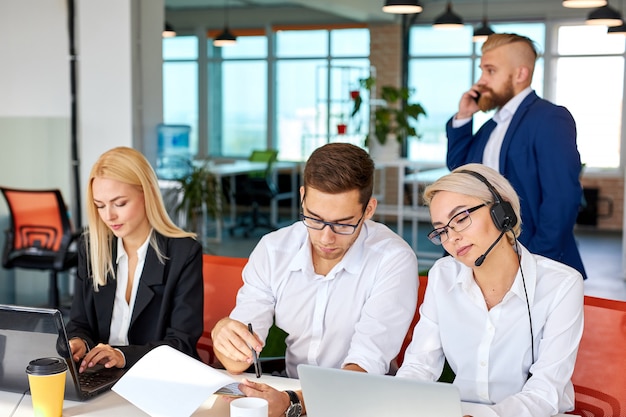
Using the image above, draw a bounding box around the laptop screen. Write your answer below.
[0,305,73,395]
[0,304,124,401]
[298,364,463,417]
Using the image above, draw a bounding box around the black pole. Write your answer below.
[400,14,417,157]
[67,0,82,228]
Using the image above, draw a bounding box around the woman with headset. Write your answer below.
[397,163,584,417]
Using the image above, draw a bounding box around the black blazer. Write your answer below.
[66,232,203,368]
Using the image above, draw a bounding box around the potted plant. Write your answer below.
[351,77,427,147]
[168,160,220,242]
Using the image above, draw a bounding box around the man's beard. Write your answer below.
[477,79,515,112]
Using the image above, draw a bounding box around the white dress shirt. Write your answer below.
[396,243,584,417]
[230,220,418,378]
[109,233,151,346]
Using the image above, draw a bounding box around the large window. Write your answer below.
[163,36,199,157]
[275,28,370,161]
[208,36,268,158]
[554,25,624,170]
[164,27,369,162]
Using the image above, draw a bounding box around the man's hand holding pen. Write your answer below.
[211,317,263,374]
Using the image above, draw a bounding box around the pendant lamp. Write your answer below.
[586,3,623,26]
[608,0,626,32]
[473,0,495,42]
[163,22,176,38]
[214,0,237,47]
[563,0,607,7]
[433,2,464,29]
[382,0,423,14]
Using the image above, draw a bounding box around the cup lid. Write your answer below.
[26,357,68,375]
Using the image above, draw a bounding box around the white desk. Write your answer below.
[160,160,300,243]
[0,372,299,417]
[0,373,577,417]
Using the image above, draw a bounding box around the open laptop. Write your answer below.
[298,364,463,417]
[0,304,125,401]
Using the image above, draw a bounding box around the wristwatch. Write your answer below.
[284,390,303,417]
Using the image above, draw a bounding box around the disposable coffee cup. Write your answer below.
[26,357,68,417]
[230,397,269,417]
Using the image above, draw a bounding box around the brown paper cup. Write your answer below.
[26,357,68,417]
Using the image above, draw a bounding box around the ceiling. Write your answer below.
[164,0,591,24]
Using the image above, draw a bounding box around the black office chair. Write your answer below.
[1,187,80,308]
[230,150,279,238]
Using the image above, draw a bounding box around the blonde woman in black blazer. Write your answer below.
[66,147,203,371]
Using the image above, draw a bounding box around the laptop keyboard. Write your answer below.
[77,368,121,393]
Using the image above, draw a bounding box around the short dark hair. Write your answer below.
[303,143,375,208]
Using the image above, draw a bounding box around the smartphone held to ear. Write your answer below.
[473,91,481,102]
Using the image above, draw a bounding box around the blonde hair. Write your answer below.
[482,33,538,77]
[85,147,196,290]
[423,163,522,244]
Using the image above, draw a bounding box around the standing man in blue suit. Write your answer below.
[446,33,586,279]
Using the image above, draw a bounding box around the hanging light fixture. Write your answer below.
[162,22,176,38]
[433,2,464,29]
[608,0,626,32]
[382,0,423,14]
[214,0,237,47]
[563,0,607,7]
[586,3,623,26]
[473,0,495,42]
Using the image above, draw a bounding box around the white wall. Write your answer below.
[0,0,164,305]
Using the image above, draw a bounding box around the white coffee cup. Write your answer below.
[230,397,269,417]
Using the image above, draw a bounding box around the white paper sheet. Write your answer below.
[112,345,243,417]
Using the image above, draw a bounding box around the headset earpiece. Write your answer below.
[459,170,518,232]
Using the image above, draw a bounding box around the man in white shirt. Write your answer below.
[211,142,418,417]
[446,33,586,280]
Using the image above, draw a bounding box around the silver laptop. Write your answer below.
[0,304,125,401]
[298,364,463,417]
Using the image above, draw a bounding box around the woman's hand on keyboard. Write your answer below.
[79,343,126,373]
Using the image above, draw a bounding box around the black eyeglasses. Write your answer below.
[300,210,366,235]
[427,204,486,245]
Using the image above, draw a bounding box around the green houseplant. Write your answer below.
[171,160,220,239]
[351,77,427,146]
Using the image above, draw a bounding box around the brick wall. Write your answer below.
[580,176,623,231]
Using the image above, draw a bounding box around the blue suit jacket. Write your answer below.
[66,232,204,367]
[446,91,586,278]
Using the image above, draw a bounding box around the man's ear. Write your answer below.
[364,197,378,220]
[515,66,531,85]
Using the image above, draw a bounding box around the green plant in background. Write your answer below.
[173,161,220,236]
[351,76,427,145]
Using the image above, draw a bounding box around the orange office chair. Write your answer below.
[197,254,247,365]
[567,295,626,417]
[394,275,428,369]
[1,187,80,308]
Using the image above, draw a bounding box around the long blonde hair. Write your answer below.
[85,147,196,290]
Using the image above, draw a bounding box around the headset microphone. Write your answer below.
[474,229,506,267]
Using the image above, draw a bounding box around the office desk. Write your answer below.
[0,373,299,417]
[0,373,577,417]
[160,160,300,243]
